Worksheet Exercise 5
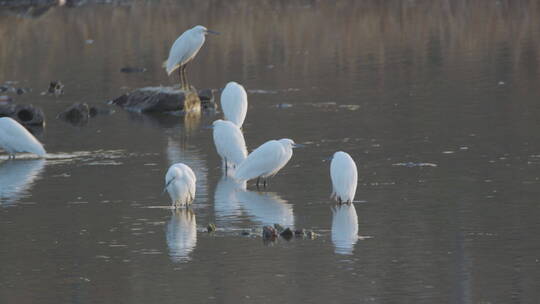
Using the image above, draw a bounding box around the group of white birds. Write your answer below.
[0,25,359,211]
[162,25,359,209]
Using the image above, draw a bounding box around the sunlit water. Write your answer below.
[1,1,540,303]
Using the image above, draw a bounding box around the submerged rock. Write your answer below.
[120,67,147,73]
[0,103,45,126]
[110,86,201,113]
[280,228,294,240]
[294,229,306,237]
[57,103,90,125]
[57,102,114,125]
[207,223,216,233]
[306,230,319,240]
[48,81,64,95]
[262,226,278,240]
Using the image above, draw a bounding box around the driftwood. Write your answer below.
[110,86,215,113]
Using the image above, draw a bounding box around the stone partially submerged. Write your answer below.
[0,102,45,126]
[110,86,213,114]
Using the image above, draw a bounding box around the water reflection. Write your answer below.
[166,209,197,263]
[331,204,359,255]
[214,175,246,226]
[236,189,294,227]
[0,159,45,206]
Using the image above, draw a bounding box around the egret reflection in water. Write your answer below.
[166,209,197,263]
[331,204,359,255]
[0,159,45,206]
[236,189,294,227]
[214,175,246,226]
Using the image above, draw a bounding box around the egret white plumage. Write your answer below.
[164,25,219,90]
[212,119,247,170]
[234,138,298,188]
[0,117,46,159]
[164,163,196,208]
[330,151,358,203]
[220,82,248,127]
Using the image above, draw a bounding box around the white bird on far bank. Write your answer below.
[220,82,248,127]
[0,117,46,159]
[164,163,196,208]
[212,120,248,170]
[330,151,358,204]
[234,138,299,188]
[164,25,219,90]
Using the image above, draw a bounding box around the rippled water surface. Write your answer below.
[2,1,540,303]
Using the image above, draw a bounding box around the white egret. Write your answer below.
[212,119,248,170]
[164,25,219,90]
[220,82,248,127]
[331,204,359,255]
[0,117,46,159]
[330,151,358,203]
[166,209,197,263]
[234,138,299,188]
[164,163,196,208]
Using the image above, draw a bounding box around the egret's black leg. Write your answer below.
[178,66,183,89]
[182,65,189,90]
[256,177,260,189]
[263,179,267,188]
[224,158,228,175]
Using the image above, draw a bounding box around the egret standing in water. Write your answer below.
[164,163,196,208]
[234,138,299,188]
[220,82,248,128]
[330,151,358,204]
[0,117,46,159]
[164,25,219,90]
[212,119,248,170]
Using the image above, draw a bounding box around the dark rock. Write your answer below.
[306,230,319,240]
[198,89,216,110]
[16,88,30,95]
[57,103,90,125]
[280,228,294,240]
[120,67,147,73]
[110,86,201,113]
[0,86,8,93]
[262,226,278,240]
[48,81,64,95]
[273,223,285,233]
[294,229,306,237]
[207,223,216,233]
[0,103,45,126]
[241,231,250,236]
[197,88,212,101]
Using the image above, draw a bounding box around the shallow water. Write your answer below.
[2,0,540,303]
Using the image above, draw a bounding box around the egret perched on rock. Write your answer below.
[220,82,248,127]
[0,117,46,159]
[212,119,247,170]
[164,163,196,208]
[234,138,299,188]
[164,25,219,90]
[330,151,358,204]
